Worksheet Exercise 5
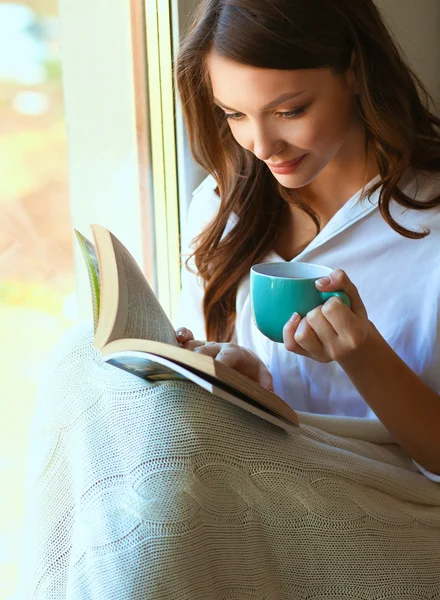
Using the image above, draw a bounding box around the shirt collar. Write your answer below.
[267,174,382,262]
[221,174,383,259]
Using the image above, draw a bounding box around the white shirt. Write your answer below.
[176,171,440,482]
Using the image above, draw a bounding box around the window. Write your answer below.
[0,2,71,596]
[0,0,184,595]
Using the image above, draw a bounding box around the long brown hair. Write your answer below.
[175,0,440,342]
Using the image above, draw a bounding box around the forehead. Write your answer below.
[206,52,329,104]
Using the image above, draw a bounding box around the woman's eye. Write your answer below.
[278,106,307,119]
[224,112,243,121]
[224,105,308,121]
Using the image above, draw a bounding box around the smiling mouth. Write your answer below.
[268,156,305,168]
[268,154,307,173]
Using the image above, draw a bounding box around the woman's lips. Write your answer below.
[268,154,307,174]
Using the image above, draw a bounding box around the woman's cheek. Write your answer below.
[289,117,325,152]
[300,109,353,160]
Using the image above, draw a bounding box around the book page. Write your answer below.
[111,234,178,346]
[75,230,101,330]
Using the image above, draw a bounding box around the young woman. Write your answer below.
[174,0,440,477]
[20,3,440,594]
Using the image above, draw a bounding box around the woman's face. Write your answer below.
[206,52,361,189]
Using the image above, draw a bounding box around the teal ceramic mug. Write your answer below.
[250,262,351,343]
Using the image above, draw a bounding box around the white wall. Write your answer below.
[376,0,440,103]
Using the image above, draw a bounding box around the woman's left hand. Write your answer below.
[283,269,372,363]
[176,327,274,391]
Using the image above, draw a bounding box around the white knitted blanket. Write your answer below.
[19,321,440,599]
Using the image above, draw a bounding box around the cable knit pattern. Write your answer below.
[19,321,440,599]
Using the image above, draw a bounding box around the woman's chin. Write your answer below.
[272,170,311,190]
[272,160,325,190]
[268,155,316,189]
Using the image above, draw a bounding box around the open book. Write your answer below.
[75,224,299,432]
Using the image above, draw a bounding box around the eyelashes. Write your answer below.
[224,105,308,121]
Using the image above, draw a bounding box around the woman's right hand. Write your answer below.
[175,327,274,392]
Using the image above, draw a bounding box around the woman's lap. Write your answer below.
[18,321,440,599]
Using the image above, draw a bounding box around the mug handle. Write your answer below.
[319,290,351,308]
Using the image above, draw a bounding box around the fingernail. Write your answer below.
[289,312,300,322]
[316,276,331,287]
[176,329,185,339]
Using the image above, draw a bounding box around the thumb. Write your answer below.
[315,269,368,319]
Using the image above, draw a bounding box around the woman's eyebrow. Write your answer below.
[213,90,306,112]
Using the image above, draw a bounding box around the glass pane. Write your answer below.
[0,2,73,596]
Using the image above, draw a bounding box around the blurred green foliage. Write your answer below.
[43,60,62,83]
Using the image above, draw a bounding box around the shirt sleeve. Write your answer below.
[412,460,440,483]
[174,176,221,341]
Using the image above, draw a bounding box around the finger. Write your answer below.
[204,345,256,382]
[321,296,367,345]
[315,269,368,319]
[215,347,272,390]
[176,327,195,343]
[305,304,338,342]
[292,317,326,358]
[182,339,206,351]
[283,314,313,358]
[257,362,274,392]
[193,342,223,357]
[214,346,241,369]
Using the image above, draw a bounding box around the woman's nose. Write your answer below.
[252,127,284,162]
